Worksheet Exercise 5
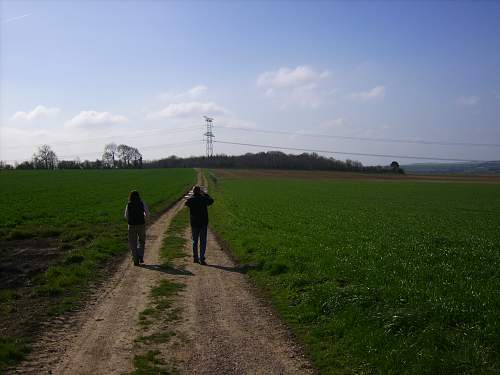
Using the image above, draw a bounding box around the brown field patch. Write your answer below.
[0,238,70,340]
[210,168,500,183]
[0,238,61,289]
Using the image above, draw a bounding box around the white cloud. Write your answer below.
[11,105,61,121]
[349,86,385,101]
[320,118,345,130]
[457,95,479,106]
[1,13,31,24]
[217,117,257,129]
[65,111,128,128]
[280,83,323,109]
[257,65,331,109]
[186,85,208,97]
[257,66,330,88]
[158,85,208,102]
[147,102,226,120]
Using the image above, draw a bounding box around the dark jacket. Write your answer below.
[185,193,214,227]
[126,201,146,225]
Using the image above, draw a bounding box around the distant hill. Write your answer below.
[403,161,500,175]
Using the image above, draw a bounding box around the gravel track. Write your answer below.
[168,229,314,374]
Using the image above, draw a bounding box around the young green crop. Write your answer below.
[208,173,500,374]
[0,168,195,373]
[0,169,195,240]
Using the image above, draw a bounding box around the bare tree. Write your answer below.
[117,144,142,168]
[130,147,143,168]
[102,143,118,168]
[117,144,131,167]
[33,144,58,169]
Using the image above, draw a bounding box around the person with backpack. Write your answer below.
[124,190,149,266]
[185,185,214,265]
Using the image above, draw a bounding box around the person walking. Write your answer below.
[124,190,149,266]
[185,185,214,265]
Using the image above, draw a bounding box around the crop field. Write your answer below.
[207,169,500,374]
[0,168,195,371]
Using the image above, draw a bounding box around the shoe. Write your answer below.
[133,257,139,266]
[193,258,199,263]
[199,259,207,265]
[139,256,144,264]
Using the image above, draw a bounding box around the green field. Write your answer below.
[0,169,195,241]
[0,168,195,372]
[207,170,500,374]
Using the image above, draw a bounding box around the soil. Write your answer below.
[0,237,64,340]
[0,238,60,289]
[212,168,500,183]
[10,171,314,374]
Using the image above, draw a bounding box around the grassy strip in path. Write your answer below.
[131,207,190,375]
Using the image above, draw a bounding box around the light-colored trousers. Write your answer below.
[128,224,146,259]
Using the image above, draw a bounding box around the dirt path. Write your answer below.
[162,172,313,374]
[167,229,314,374]
[12,199,185,375]
[13,171,313,374]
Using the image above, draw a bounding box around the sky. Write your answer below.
[1,0,499,166]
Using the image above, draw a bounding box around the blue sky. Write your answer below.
[1,0,499,165]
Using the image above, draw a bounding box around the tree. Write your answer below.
[16,161,34,169]
[58,160,80,169]
[390,161,405,174]
[117,144,130,167]
[131,149,143,168]
[0,161,13,170]
[117,144,142,168]
[102,143,118,168]
[33,145,57,169]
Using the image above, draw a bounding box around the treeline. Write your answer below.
[145,151,404,174]
[2,145,404,174]
[5,143,143,170]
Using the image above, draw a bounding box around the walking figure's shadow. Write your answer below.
[140,264,194,276]
[206,263,258,274]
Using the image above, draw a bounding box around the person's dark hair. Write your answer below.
[193,186,201,195]
[129,190,141,203]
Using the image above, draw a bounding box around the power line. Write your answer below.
[217,125,500,148]
[214,140,494,163]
